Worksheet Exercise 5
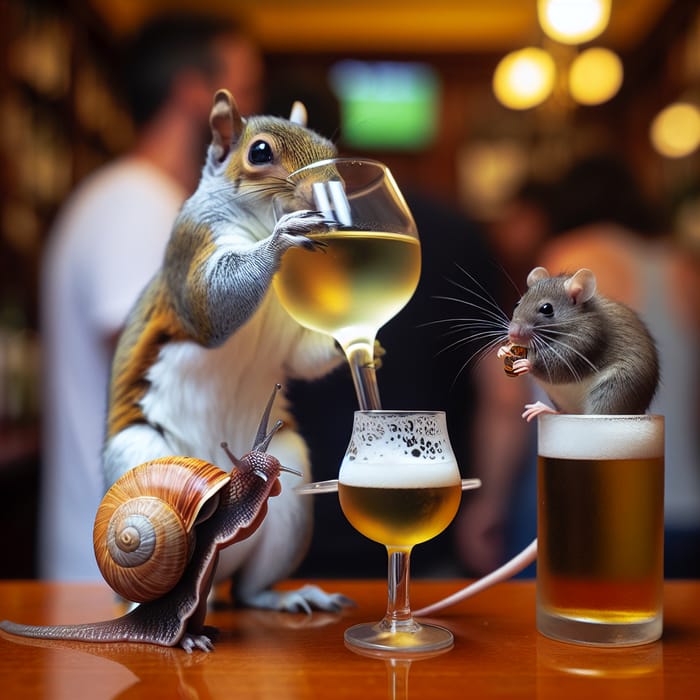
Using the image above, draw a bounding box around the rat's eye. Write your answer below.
[248,140,274,165]
[538,302,554,316]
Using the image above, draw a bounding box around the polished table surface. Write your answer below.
[0,579,697,698]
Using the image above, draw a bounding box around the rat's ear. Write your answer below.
[565,268,596,304]
[526,266,550,287]
[289,101,308,126]
[209,89,245,163]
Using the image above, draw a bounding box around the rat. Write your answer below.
[499,265,659,420]
[415,266,660,617]
[100,89,350,614]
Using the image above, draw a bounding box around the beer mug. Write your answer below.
[536,414,665,646]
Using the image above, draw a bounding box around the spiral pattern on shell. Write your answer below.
[93,457,231,603]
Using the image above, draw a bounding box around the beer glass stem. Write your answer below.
[383,546,420,633]
[344,342,382,410]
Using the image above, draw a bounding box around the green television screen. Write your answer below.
[329,60,440,151]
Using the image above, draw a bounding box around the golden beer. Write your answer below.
[536,414,664,646]
[538,455,664,621]
[338,482,462,547]
[273,230,421,339]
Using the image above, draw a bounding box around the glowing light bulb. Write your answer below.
[493,47,556,110]
[650,102,700,158]
[569,47,623,105]
[538,0,611,45]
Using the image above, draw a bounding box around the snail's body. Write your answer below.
[1,454,281,651]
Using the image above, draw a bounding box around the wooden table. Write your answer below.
[0,579,697,698]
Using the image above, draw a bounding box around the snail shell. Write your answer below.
[93,457,231,603]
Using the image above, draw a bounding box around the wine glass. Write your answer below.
[273,158,420,410]
[338,410,462,653]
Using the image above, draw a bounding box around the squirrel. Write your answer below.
[101,89,349,613]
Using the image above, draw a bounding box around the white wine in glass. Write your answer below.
[338,411,462,653]
[273,158,421,410]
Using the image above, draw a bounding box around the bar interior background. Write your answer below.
[0,0,698,577]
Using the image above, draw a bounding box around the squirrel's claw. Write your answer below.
[239,584,355,614]
[272,209,335,255]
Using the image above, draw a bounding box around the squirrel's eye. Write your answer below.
[248,140,274,165]
[538,303,554,316]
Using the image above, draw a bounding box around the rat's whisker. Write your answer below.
[535,333,584,383]
[432,296,510,327]
[450,264,509,319]
[449,340,502,390]
[441,281,511,322]
[536,321,600,373]
[543,333,599,374]
[435,328,504,356]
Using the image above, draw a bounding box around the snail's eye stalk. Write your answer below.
[252,384,283,450]
[221,442,245,471]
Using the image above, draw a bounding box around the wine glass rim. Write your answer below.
[286,157,389,180]
[353,410,446,417]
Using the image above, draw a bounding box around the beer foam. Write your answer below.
[338,411,461,488]
[538,414,664,460]
[339,460,460,488]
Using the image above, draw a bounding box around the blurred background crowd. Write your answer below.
[1,0,698,583]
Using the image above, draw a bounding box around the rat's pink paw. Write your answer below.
[512,358,532,375]
[522,401,558,422]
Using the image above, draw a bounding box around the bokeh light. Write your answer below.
[538,0,611,45]
[493,47,556,110]
[650,102,700,158]
[569,47,623,105]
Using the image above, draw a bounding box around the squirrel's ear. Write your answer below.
[289,101,308,126]
[564,268,596,304]
[526,266,550,287]
[209,89,244,163]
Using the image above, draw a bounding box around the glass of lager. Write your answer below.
[338,411,462,652]
[536,414,665,646]
[273,158,421,410]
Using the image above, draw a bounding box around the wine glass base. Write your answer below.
[344,621,454,654]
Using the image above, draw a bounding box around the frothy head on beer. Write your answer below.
[538,414,664,460]
[339,411,460,488]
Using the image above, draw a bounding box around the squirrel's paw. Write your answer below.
[273,210,333,252]
[242,584,355,615]
[373,340,386,370]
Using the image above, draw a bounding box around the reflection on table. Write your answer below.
[0,580,698,699]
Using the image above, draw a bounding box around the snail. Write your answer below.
[0,385,298,652]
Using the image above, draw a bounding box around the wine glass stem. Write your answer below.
[345,342,382,410]
[383,546,418,632]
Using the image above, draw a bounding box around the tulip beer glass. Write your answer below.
[338,411,462,653]
[536,414,665,646]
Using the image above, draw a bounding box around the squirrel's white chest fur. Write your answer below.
[140,292,339,467]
